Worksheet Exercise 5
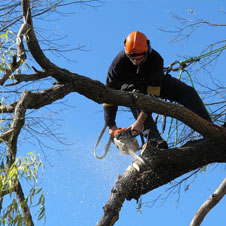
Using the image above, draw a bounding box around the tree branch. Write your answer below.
[15,180,34,226]
[21,0,74,83]
[8,91,32,159]
[190,177,226,226]
[0,77,226,143]
[6,71,51,86]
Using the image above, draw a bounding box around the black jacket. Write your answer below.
[104,49,164,127]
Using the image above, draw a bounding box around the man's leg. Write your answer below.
[160,74,212,122]
[130,108,168,148]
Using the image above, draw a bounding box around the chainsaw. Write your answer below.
[113,128,145,164]
[94,125,145,164]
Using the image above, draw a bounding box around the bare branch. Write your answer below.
[158,11,226,43]
[15,180,34,226]
[6,71,51,86]
[8,90,32,159]
[190,177,226,226]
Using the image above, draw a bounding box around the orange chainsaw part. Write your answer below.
[112,128,127,138]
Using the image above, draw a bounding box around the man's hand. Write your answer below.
[128,121,143,135]
[108,125,118,137]
[128,112,148,135]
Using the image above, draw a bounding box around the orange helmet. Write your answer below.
[124,31,148,55]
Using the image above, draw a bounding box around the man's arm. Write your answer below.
[128,112,148,134]
[103,104,118,136]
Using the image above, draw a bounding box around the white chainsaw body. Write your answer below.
[113,132,145,164]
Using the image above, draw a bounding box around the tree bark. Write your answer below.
[15,181,34,226]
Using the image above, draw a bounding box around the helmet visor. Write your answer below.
[126,52,146,58]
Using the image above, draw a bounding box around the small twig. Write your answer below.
[0,10,30,86]
[6,72,51,86]
[16,9,30,60]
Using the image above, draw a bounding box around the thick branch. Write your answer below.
[127,139,226,200]
[21,0,56,70]
[0,91,34,224]
[21,0,75,83]
[102,90,226,143]
[8,91,32,159]
[97,139,226,226]
[17,0,226,144]
[0,76,226,144]
[97,165,139,226]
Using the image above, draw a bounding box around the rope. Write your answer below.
[94,124,113,159]
[184,44,226,62]
[164,45,226,143]
[166,44,226,73]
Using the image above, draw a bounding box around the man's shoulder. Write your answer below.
[150,48,162,57]
[114,50,126,61]
[111,50,128,67]
[149,48,163,62]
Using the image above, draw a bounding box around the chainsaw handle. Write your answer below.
[130,129,140,137]
[112,127,127,138]
[114,128,140,140]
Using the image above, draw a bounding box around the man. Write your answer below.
[103,31,211,148]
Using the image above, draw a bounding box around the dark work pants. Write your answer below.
[130,74,212,141]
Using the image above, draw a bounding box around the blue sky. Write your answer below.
[18,1,226,226]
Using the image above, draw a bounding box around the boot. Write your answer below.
[148,137,168,149]
[143,117,168,149]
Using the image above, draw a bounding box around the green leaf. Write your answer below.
[36,188,42,195]
[37,205,45,221]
